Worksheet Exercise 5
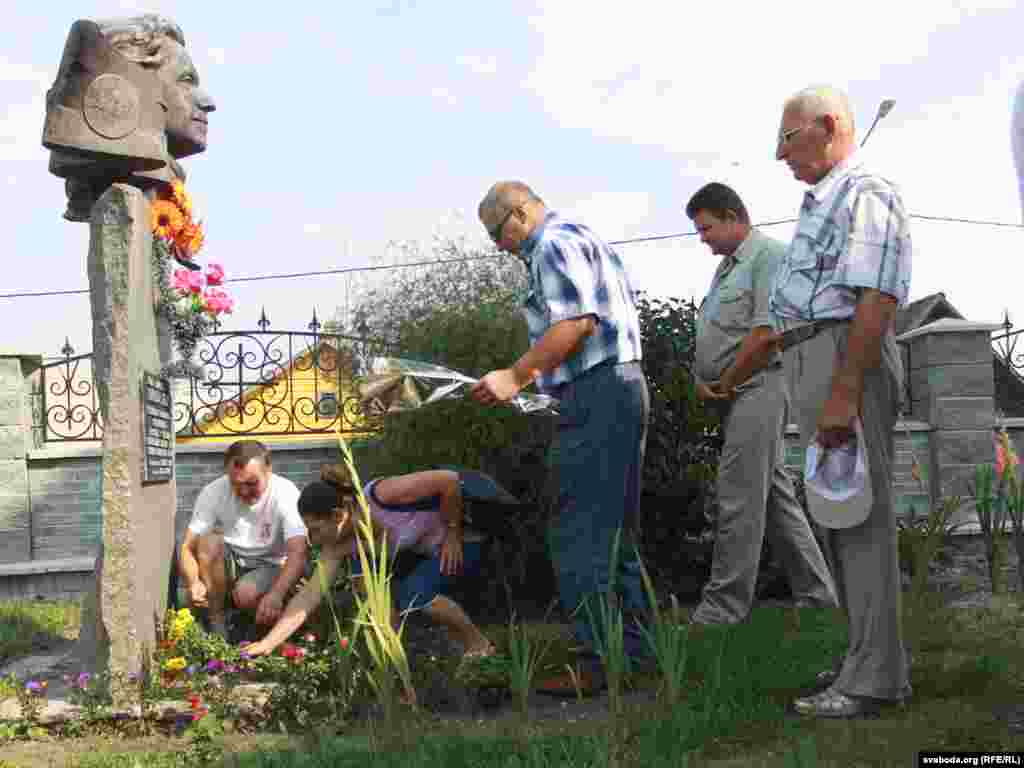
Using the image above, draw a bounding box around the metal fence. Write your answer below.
[992,313,1024,418]
[37,309,391,443]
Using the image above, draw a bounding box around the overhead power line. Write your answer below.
[1,211,1021,300]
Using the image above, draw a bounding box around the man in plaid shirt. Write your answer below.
[772,85,912,718]
[472,180,650,697]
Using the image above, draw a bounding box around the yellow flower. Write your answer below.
[152,199,185,240]
[171,180,193,216]
[164,657,187,672]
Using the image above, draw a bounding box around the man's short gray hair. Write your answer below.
[784,85,855,132]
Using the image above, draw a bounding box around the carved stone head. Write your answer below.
[42,19,168,172]
[44,15,217,221]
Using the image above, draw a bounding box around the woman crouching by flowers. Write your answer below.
[242,463,494,661]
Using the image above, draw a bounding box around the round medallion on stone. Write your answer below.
[82,74,141,140]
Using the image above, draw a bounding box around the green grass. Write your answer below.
[0,599,79,664]
[4,591,1024,768]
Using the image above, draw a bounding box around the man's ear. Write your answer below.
[821,113,838,141]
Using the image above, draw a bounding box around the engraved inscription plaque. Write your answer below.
[142,372,173,483]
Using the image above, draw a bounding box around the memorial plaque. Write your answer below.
[142,371,173,483]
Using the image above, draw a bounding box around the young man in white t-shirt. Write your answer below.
[178,440,308,636]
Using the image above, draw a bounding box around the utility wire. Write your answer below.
[1,212,1021,300]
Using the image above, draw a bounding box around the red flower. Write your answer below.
[339,637,350,651]
[280,643,301,660]
[189,695,202,710]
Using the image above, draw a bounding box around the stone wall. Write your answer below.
[783,420,932,520]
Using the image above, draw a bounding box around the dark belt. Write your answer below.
[778,319,849,352]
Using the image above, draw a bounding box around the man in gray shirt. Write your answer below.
[687,182,836,625]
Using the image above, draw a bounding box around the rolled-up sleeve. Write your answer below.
[834,183,911,305]
[538,238,602,325]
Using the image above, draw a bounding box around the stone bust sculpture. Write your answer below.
[43,14,216,222]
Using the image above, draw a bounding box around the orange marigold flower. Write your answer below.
[175,221,205,255]
[152,199,185,240]
[170,180,193,215]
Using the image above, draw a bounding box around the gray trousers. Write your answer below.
[691,365,837,625]
[781,320,911,701]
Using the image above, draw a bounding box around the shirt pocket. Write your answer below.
[711,285,751,331]
[792,220,845,274]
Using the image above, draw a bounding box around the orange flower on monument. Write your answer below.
[175,220,205,256]
[152,199,185,241]
[171,179,193,216]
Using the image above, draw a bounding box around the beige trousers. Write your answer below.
[781,320,911,701]
[691,365,837,625]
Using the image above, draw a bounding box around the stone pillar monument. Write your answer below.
[897,318,1003,528]
[42,14,215,705]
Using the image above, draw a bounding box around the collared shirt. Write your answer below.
[695,229,785,383]
[770,154,912,323]
[519,211,643,392]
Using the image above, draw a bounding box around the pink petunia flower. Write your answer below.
[203,287,234,316]
[205,262,225,286]
[172,268,204,295]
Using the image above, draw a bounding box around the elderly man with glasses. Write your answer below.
[471,181,651,697]
[771,85,912,718]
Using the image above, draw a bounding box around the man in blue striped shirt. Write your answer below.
[472,180,650,697]
[772,85,912,719]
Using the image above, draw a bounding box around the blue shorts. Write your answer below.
[351,540,485,614]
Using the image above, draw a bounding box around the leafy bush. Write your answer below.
[635,293,722,596]
[635,292,721,496]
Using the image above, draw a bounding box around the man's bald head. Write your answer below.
[478,180,547,254]
[478,181,543,221]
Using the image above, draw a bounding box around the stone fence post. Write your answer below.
[0,354,42,563]
[897,319,1002,524]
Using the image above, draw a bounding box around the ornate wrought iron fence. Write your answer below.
[38,309,392,443]
[38,338,103,443]
[991,312,1024,418]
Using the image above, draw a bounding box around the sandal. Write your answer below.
[793,687,880,718]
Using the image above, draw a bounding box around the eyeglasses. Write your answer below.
[488,207,517,242]
[778,118,819,147]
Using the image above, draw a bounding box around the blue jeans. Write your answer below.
[548,360,651,664]
[351,540,485,614]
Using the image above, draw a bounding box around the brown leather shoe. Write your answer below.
[535,663,607,698]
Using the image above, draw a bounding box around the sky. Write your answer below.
[4,1,1024,362]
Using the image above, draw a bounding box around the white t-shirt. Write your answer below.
[187,473,307,566]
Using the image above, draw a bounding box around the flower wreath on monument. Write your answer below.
[151,180,235,378]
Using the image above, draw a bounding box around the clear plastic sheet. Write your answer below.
[357,357,559,416]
